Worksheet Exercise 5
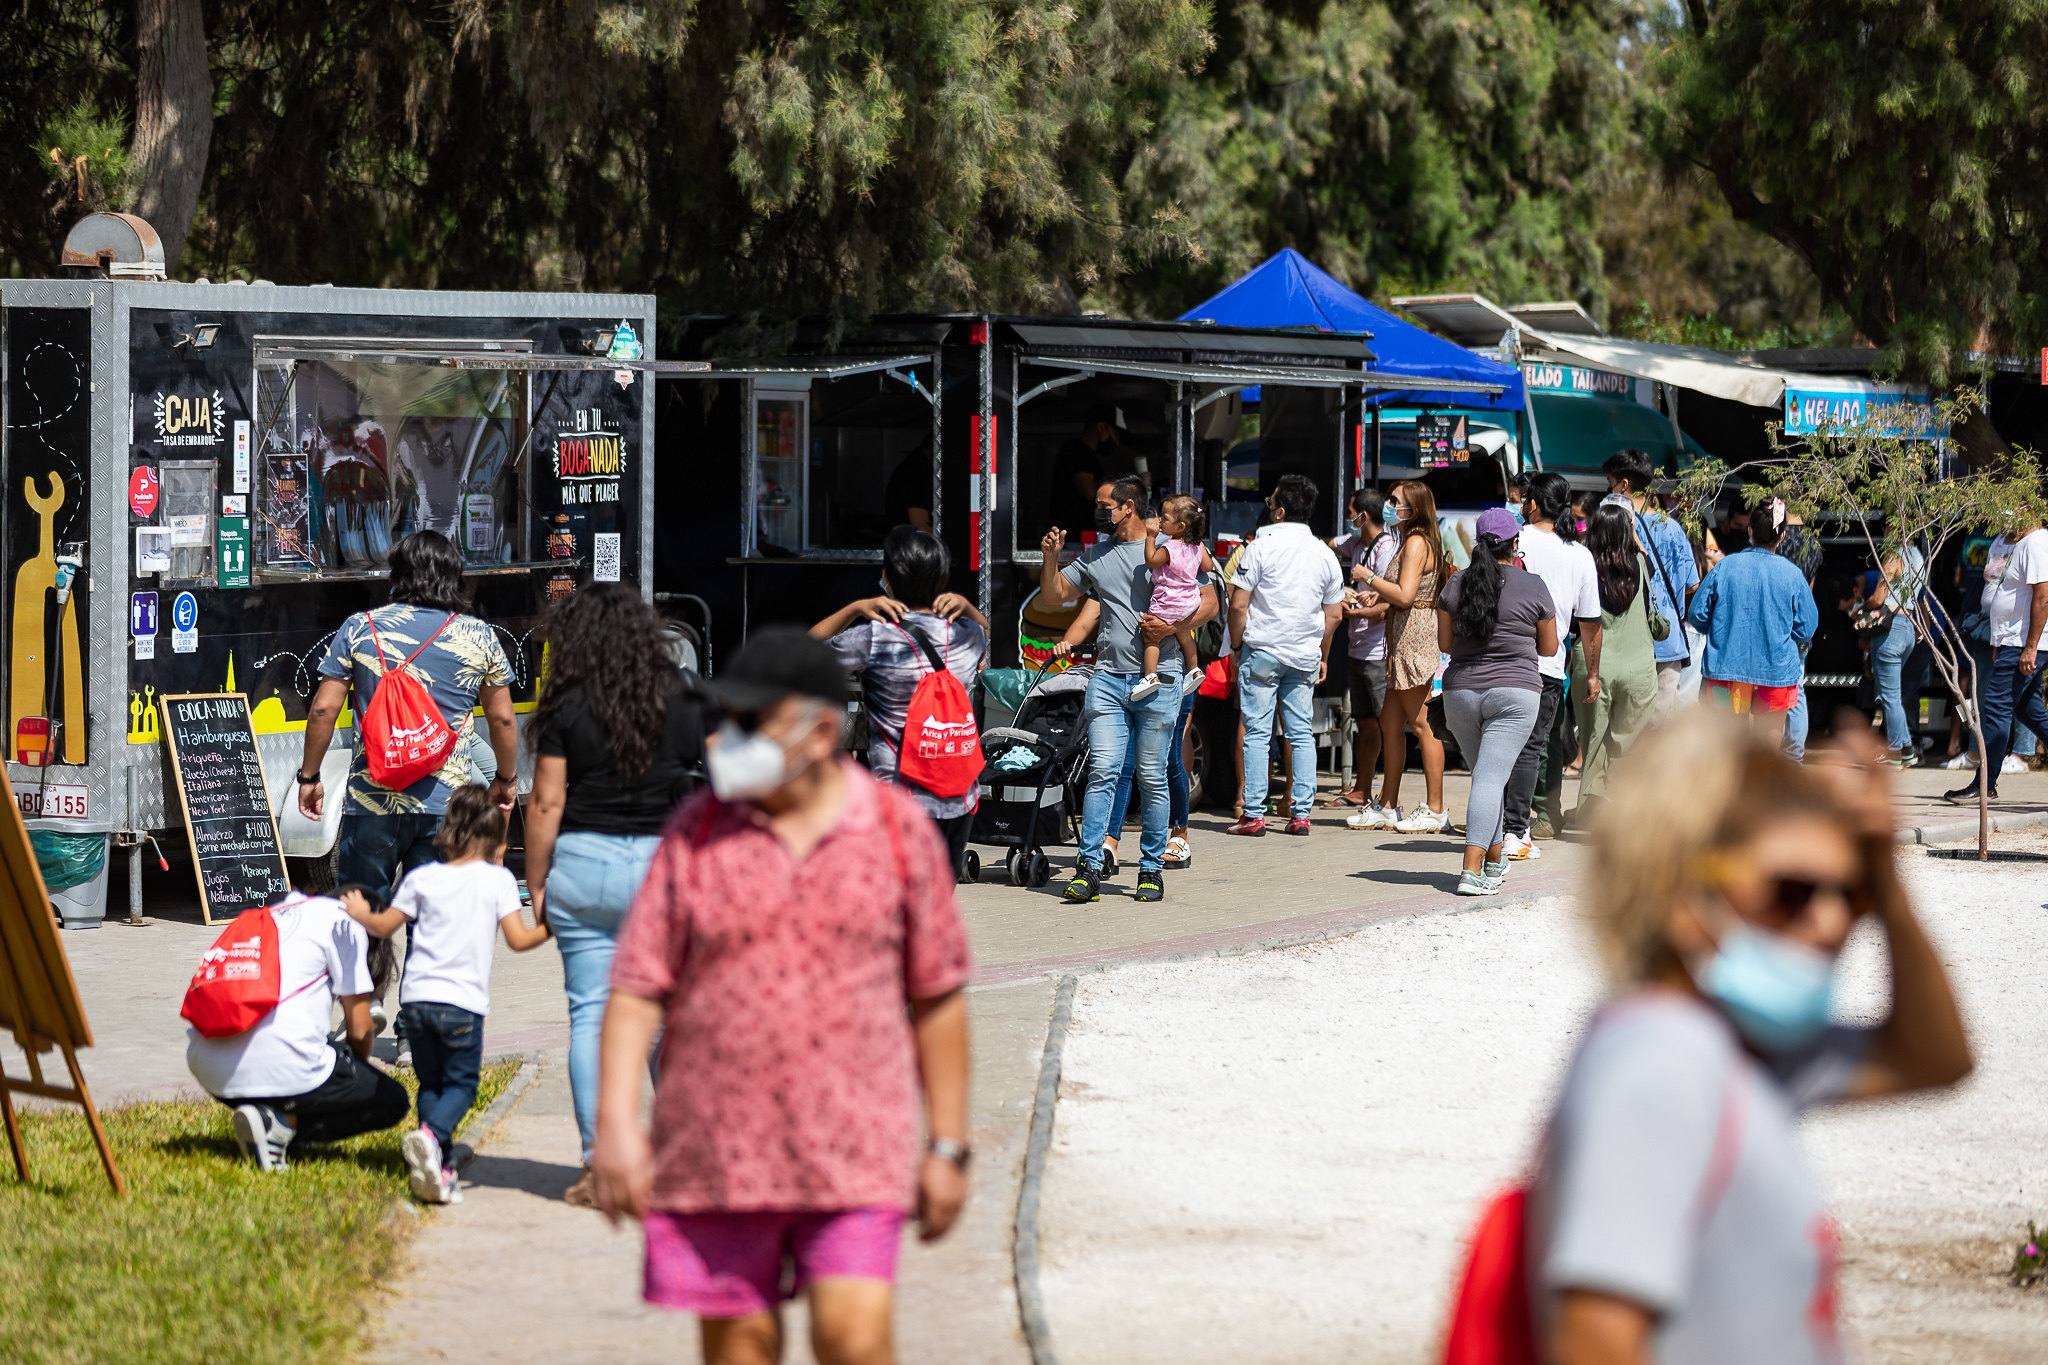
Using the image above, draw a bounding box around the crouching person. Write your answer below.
[591,628,973,1365]
[185,888,409,1170]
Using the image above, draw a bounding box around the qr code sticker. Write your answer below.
[593,533,621,582]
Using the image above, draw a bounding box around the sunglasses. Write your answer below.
[1695,852,1870,925]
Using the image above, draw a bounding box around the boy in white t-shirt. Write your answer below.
[347,783,551,1202]
[186,891,409,1170]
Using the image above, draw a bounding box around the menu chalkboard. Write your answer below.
[158,693,291,924]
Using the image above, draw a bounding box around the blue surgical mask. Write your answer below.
[1510,502,1527,526]
[1696,922,1836,1052]
[1382,499,1401,525]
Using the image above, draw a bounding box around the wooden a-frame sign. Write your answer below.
[0,761,125,1195]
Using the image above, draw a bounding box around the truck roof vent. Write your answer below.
[61,213,167,280]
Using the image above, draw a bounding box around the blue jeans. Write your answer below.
[399,1001,484,1154]
[1783,637,1815,762]
[1981,645,2048,784]
[546,830,660,1160]
[1872,612,1924,751]
[337,811,442,896]
[1080,671,1177,874]
[1109,683,1199,832]
[1237,648,1317,819]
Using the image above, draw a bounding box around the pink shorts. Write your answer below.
[1704,678,1798,714]
[644,1208,907,1319]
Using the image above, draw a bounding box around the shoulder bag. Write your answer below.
[1634,514,1681,652]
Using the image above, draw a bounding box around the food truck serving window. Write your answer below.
[737,356,939,559]
[256,358,526,571]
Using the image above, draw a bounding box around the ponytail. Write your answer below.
[1454,534,1510,643]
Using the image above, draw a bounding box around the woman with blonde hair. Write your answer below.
[1355,479,1449,832]
[1530,710,1971,1363]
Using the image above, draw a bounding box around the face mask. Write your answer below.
[1382,499,1401,525]
[706,721,793,802]
[1694,921,1836,1052]
[1510,503,1527,526]
[1093,506,1120,534]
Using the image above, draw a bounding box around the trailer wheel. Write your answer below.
[289,846,339,893]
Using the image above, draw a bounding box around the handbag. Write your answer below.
[1635,515,1683,654]
[1638,552,1671,642]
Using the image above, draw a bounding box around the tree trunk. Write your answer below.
[1952,400,2013,474]
[128,0,212,274]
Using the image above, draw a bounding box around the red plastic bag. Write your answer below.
[1197,655,1235,699]
[359,612,457,790]
[181,906,283,1038]
[1441,1186,1539,1365]
[893,623,984,797]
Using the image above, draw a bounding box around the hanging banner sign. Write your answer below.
[1782,388,1940,440]
[1521,363,1636,400]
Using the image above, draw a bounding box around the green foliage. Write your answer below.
[35,100,132,211]
[0,1062,514,1364]
[1651,0,2048,385]
[1610,299,1849,352]
[1110,0,1647,318]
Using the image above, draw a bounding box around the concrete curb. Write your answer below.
[452,1051,544,1173]
[1013,974,1077,1365]
[1898,809,2048,846]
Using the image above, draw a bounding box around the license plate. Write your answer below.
[18,783,90,819]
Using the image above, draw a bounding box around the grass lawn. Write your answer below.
[0,1059,517,1365]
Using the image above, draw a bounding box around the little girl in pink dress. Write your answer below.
[1134,494,1220,700]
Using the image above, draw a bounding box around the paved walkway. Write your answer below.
[7,764,2045,1362]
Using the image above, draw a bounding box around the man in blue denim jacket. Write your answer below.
[1685,514,1818,740]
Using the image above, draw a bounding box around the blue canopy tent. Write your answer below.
[1178,249,1524,412]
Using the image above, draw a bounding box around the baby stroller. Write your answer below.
[968,662,1093,887]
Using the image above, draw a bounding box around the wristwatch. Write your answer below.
[928,1137,972,1171]
[295,770,321,785]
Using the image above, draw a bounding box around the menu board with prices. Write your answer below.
[157,693,291,923]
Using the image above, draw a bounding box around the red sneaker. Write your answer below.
[1225,815,1267,837]
[1285,816,1312,836]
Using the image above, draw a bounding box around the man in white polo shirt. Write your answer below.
[1502,472,1602,858]
[1227,474,1346,835]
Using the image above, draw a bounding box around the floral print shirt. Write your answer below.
[317,603,513,815]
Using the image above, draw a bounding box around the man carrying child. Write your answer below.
[591,628,972,1365]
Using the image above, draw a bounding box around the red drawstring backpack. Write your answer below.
[180,895,327,1037]
[359,612,457,790]
[1441,1040,1747,1365]
[891,622,983,797]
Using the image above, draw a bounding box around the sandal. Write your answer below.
[1163,836,1192,867]
[1322,791,1369,808]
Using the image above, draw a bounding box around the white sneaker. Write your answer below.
[1345,802,1395,830]
[1943,751,1977,769]
[1393,805,1450,834]
[2003,754,2029,775]
[403,1125,450,1204]
[1502,833,1541,861]
[441,1166,464,1205]
[1130,673,1162,701]
[231,1103,292,1171]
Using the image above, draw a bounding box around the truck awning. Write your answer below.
[1017,354,1509,396]
[707,354,933,380]
[253,337,708,373]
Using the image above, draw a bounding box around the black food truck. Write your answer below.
[1,217,698,925]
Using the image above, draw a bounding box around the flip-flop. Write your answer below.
[1322,792,1369,808]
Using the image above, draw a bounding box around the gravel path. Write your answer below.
[1038,841,2048,1363]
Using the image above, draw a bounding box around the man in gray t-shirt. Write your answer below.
[1037,477,1186,903]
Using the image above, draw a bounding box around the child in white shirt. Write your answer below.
[347,783,549,1203]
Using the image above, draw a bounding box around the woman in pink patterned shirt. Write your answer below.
[591,627,972,1365]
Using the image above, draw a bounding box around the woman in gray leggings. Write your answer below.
[1435,507,1559,895]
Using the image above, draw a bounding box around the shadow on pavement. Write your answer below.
[1346,868,1464,890]
[460,1152,582,1199]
